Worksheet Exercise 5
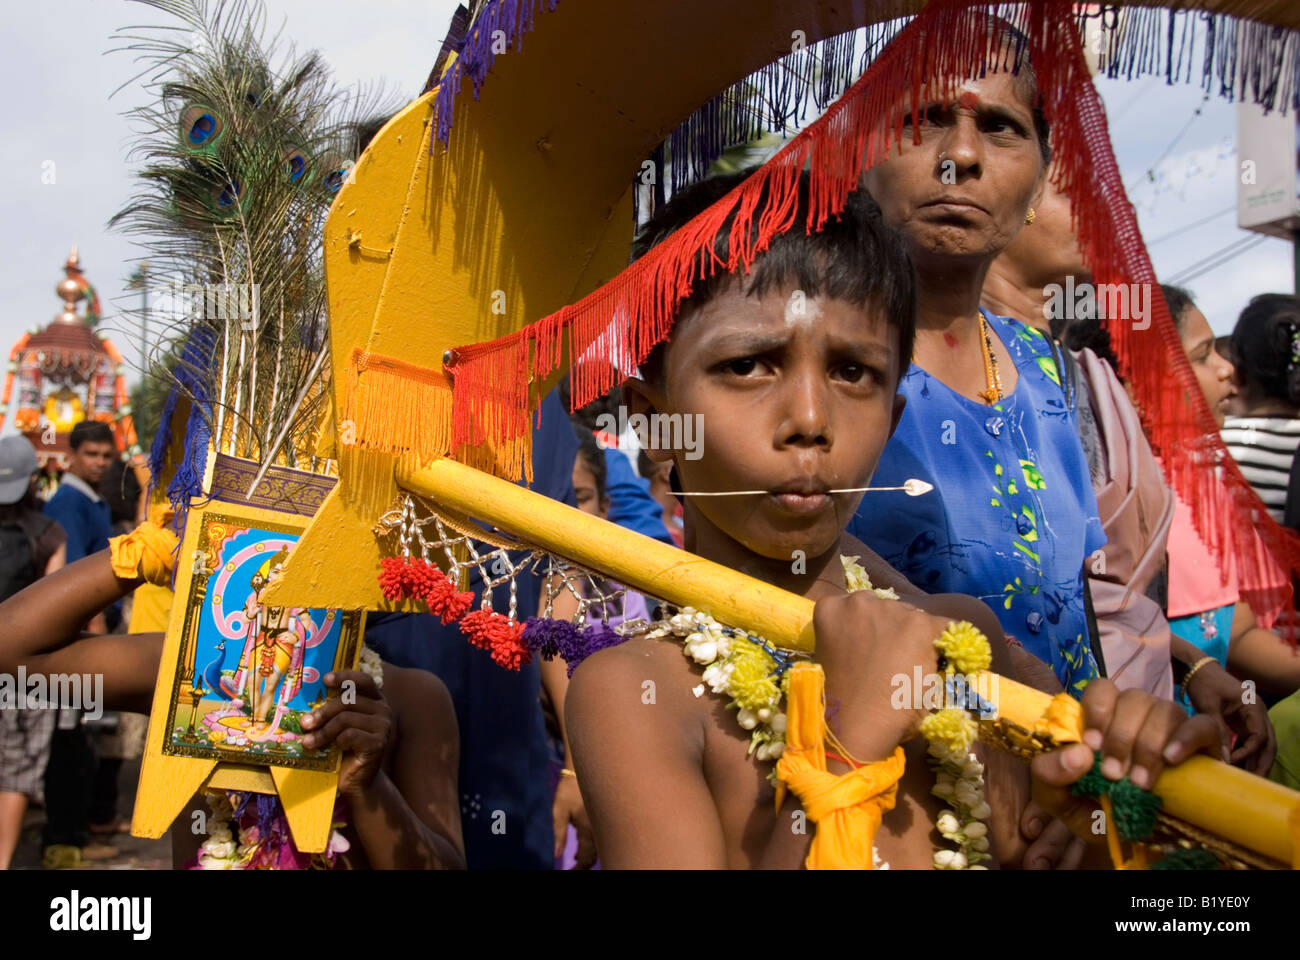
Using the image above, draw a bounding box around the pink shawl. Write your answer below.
[1077,348,1175,699]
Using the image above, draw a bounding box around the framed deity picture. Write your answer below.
[134,454,358,852]
[162,510,363,770]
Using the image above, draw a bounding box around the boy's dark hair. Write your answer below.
[631,168,917,388]
[69,420,115,451]
[573,425,607,504]
[1231,293,1300,404]
[1160,284,1196,334]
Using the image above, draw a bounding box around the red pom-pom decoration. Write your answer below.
[459,609,530,670]
[376,557,472,623]
[378,556,414,602]
[378,556,527,669]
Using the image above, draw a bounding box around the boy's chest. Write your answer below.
[702,717,946,869]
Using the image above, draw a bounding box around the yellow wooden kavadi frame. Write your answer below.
[250,0,1300,864]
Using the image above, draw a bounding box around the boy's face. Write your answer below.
[628,281,904,563]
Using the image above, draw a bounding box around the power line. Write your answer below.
[1144,203,1236,247]
[1125,93,1211,194]
[1165,233,1261,284]
[1167,234,1269,286]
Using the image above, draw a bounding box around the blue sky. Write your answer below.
[1,1,1293,438]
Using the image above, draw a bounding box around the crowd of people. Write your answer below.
[1,23,1298,870]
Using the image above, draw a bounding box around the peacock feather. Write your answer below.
[109,0,398,476]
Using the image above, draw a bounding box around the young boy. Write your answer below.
[0,536,466,869]
[565,171,1219,869]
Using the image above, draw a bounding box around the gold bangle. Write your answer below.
[1182,655,1217,690]
[559,768,577,779]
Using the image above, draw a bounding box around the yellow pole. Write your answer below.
[399,458,1299,866]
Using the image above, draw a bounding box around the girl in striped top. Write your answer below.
[1222,293,1300,524]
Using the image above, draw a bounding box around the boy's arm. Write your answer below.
[301,666,465,869]
[0,549,159,713]
[566,641,731,867]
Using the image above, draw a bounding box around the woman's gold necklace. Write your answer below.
[977,314,1003,404]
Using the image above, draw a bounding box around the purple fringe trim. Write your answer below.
[430,0,560,149]
[147,325,214,561]
[522,616,626,677]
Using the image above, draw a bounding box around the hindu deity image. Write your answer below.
[226,547,309,738]
[165,516,360,769]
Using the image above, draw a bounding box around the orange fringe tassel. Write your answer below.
[345,347,533,481]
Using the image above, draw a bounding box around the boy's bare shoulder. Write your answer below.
[841,531,999,626]
[567,631,708,734]
[838,532,923,594]
[571,632,700,696]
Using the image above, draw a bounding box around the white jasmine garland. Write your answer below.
[357,643,384,689]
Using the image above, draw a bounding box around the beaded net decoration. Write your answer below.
[374,492,634,672]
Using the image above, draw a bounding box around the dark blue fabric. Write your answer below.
[849,311,1106,696]
[43,485,112,564]
[603,447,673,545]
[365,388,579,869]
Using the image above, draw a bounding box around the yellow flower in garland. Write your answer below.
[935,621,992,676]
[920,707,978,755]
[726,639,781,713]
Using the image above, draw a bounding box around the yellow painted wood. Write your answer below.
[398,457,1299,865]
[1292,802,1300,869]
[207,765,277,794]
[1153,756,1298,865]
[131,754,216,839]
[401,458,818,651]
[271,767,339,854]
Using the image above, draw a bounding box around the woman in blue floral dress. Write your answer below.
[851,32,1104,696]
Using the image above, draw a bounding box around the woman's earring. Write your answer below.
[1025,207,1036,225]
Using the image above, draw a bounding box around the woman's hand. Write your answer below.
[1184,658,1276,774]
[1029,679,1220,841]
[300,670,393,798]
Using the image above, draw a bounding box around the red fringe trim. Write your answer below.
[444,0,1300,633]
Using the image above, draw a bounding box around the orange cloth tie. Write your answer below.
[108,518,179,587]
[775,661,906,870]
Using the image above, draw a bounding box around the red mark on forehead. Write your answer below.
[958,90,980,111]
[943,332,959,349]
